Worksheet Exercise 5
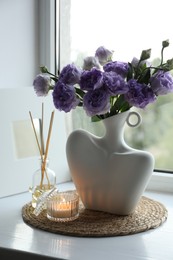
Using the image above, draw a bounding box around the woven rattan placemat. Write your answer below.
[22,196,168,237]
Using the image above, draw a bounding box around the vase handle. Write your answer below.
[126,111,142,127]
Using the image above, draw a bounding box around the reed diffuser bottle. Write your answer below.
[30,157,56,208]
[29,104,56,208]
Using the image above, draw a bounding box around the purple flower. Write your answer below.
[79,68,103,91]
[83,88,110,116]
[124,79,156,108]
[33,74,50,96]
[52,81,80,112]
[103,61,129,78]
[58,63,82,85]
[82,56,100,70]
[95,46,114,65]
[103,72,128,95]
[150,70,173,95]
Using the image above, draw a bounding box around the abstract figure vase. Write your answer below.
[66,110,154,215]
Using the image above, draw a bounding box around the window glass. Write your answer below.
[58,0,173,172]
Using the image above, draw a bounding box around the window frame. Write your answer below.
[38,0,57,74]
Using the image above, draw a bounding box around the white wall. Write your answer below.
[0,0,71,197]
[0,87,70,197]
[0,0,39,88]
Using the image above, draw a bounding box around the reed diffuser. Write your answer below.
[29,103,56,208]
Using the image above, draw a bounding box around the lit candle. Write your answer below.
[47,190,79,222]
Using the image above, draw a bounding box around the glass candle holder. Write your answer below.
[47,190,79,222]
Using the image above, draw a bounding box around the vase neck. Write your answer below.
[102,111,129,151]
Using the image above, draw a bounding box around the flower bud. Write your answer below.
[162,40,169,48]
[40,66,49,73]
[140,49,151,61]
[166,58,173,70]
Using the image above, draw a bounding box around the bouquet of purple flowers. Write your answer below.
[33,40,173,121]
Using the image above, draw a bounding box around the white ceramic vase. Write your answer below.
[66,110,154,215]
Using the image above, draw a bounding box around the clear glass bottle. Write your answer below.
[29,157,56,208]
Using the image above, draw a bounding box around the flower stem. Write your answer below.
[47,71,59,79]
[160,47,164,66]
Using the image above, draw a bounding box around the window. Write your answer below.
[57,0,173,174]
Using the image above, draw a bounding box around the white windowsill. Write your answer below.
[0,180,173,260]
[146,171,173,193]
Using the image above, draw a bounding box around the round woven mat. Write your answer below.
[22,196,168,237]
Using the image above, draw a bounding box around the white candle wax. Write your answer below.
[52,200,72,218]
[47,191,79,221]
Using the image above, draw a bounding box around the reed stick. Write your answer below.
[29,111,43,158]
[40,110,55,188]
[41,102,45,155]
[29,111,45,189]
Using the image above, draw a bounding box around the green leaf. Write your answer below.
[75,87,85,99]
[50,76,58,82]
[127,63,133,81]
[91,115,102,122]
[120,101,131,112]
[138,67,151,84]
[110,95,125,113]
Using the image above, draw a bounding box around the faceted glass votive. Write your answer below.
[46,190,79,222]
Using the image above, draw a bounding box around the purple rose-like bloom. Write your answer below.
[58,63,82,85]
[150,70,173,95]
[79,68,103,91]
[124,79,156,108]
[82,56,100,70]
[83,88,110,116]
[103,71,128,95]
[33,74,50,96]
[95,46,114,66]
[103,61,129,78]
[52,81,79,112]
